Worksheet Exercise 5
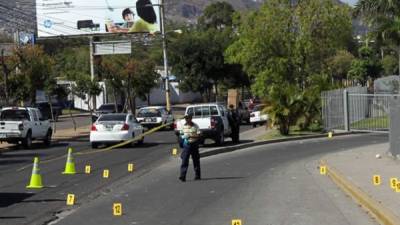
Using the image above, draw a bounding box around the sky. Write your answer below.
[342,0,357,6]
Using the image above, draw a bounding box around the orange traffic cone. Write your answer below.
[62,147,76,175]
[26,157,43,189]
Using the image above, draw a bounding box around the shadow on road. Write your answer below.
[0,153,43,158]
[0,193,34,208]
[201,139,254,148]
[0,159,31,165]
[22,199,64,203]
[198,176,245,181]
[0,216,26,219]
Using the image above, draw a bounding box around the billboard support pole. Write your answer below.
[89,36,96,111]
[160,0,171,111]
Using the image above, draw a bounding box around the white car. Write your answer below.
[136,106,174,129]
[0,107,52,148]
[250,104,268,127]
[174,103,232,145]
[90,113,144,149]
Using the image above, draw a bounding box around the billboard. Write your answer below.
[36,0,161,37]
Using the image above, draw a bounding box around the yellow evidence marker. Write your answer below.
[319,166,327,175]
[328,132,333,139]
[390,178,397,189]
[113,203,122,216]
[103,169,109,178]
[373,175,381,186]
[232,219,242,225]
[128,163,134,172]
[396,182,400,193]
[172,148,178,155]
[66,194,75,206]
[85,165,91,174]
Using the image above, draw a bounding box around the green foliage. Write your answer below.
[198,1,235,30]
[9,46,54,104]
[226,0,352,134]
[327,50,355,81]
[382,54,398,75]
[348,46,382,84]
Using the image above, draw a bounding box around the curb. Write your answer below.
[320,160,400,225]
[200,132,360,158]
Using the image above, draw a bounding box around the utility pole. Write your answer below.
[89,36,96,111]
[160,0,171,111]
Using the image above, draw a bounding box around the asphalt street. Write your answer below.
[24,133,388,225]
[0,122,253,225]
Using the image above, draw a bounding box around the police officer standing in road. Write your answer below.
[179,114,201,182]
[228,104,240,144]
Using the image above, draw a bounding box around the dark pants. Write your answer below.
[180,142,201,179]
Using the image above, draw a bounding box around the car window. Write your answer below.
[137,108,161,117]
[210,106,218,116]
[186,107,194,116]
[37,110,44,120]
[98,104,115,111]
[194,107,202,117]
[128,115,133,121]
[32,110,39,121]
[218,106,224,116]
[98,114,127,122]
[201,106,210,116]
[0,110,31,121]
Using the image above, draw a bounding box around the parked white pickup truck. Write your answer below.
[0,107,52,148]
[174,103,232,145]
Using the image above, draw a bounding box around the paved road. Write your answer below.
[51,134,387,225]
[0,124,252,225]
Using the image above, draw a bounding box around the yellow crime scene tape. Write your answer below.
[16,122,173,172]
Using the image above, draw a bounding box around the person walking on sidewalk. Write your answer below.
[178,114,201,182]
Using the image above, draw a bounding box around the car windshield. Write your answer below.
[137,108,161,117]
[98,104,118,111]
[0,110,30,121]
[98,114,126,122]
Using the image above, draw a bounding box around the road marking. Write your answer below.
[320,166,326,175]
[103,169,109,178]
[113,203,122,216]
[390,178,397,189]
[373,175,381,186]
[128,163,134,172]
[66,194,75,206]
[232,219,242,225]
[85,165,91,174]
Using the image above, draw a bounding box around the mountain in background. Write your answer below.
[0,0,363,39]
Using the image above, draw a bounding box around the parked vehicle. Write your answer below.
[93,103,124,122]
[34,101,63,121]
[250,104,268,127]
[174,103,232,145]
[136,106,174,129]
[0,107,52,148]
[90,113,144,149]
[237,102,250,124]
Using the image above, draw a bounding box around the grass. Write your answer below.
[350,116,388,129]
[257,126,323,141]
[62,109,84,115]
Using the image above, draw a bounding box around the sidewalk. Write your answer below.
[322,143,400,224]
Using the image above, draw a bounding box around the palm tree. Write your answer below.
[355,0,400,74]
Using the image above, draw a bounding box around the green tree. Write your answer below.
[327,50,355,83]
[10,46,54,104]
[72,75,102,114]
[226,0,353,134]
[382,54,398,75]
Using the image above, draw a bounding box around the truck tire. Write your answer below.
[43,129,52,147]
[91,142,99,149]
[215,130,224,146]
[22,131,32,149]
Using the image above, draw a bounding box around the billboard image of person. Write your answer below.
[36,0,161,37]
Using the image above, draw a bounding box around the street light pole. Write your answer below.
[160,0,171,112]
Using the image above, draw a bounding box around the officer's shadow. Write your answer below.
[194,176,245,181]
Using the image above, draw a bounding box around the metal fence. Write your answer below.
[321,87,397,133]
